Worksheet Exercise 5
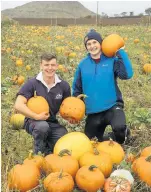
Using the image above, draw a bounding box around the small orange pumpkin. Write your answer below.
[96,139,125,164]
[44,149,79,178]
[59,94,86,121]
[104,177,131,192]
[75,165,105,192]
[102,34,125,57]
[17,75,25,85]
[27,91,49,114]
[23,150,46,172]
[140,146,151,157]
[43,169,74,192]
[132,156,151,187]
[143,64,151,73]
[8,163,40,191]
[79,148,113,177]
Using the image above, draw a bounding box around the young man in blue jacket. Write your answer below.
[72,29,133,144]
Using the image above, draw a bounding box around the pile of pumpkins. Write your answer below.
[7,132,151,192]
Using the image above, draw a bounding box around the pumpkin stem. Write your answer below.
[109,138,114,146]
[34,91,37,97]
[89,165,98,171]
[28,150,34,159]
[77,94,87,99]
[58,149,71,156]
[58,169,63,179]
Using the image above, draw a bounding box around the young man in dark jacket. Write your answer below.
[14,53,71,155]
[72,29,133,144]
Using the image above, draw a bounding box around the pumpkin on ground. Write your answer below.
[102,34,125,57]
[44,149,79,178]
[132,156,151,187]
[143,64,151,73]
[79,148,113,177]
[8,163,40,192]
[96,139,125,164]
[27,91,49,114]
[75,165,105,192]
[104,176,131,192]
[43,170,74,192]
[59,94,86,121]
[54,132,93,160]
[10,113,25,130]
[140,146,151,157]
[23,150,46,172]
[17,75,25,85]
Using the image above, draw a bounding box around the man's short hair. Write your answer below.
[40,53,57,62]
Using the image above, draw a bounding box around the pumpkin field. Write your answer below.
[1,19,151,192]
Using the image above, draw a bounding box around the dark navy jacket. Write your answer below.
[72,49,133,114]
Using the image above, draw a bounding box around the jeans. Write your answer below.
[24,119,67,155]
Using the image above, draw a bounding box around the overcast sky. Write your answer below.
[1,1,151,16]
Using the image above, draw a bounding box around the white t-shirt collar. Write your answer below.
[36,72,61,92]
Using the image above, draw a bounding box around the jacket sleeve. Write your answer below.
[114,49,134,79]
[72,65,83,96]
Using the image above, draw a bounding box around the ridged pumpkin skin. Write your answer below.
[132,156,151,187]
[44,150,79,178]
[10,114,25,130]
[97,140,125,164]
[79,150,113,177]
[53,132,93,160]
[8,164,40,192]
[75,165,105,192]
[102,34,125,57]
[43,171,74,192]
[59,95,85,121]
[27,92,49,114]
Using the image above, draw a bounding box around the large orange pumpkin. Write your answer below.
[44,149,79,178]
[102,34,125,57]
[8,163,40,192]
[79,149,113,177]
[75,165,105,192]
[96,139,125,164]
[59,94,86,121]
[27,91,49,114]
[43,170,74,192]
[53,132,93,160]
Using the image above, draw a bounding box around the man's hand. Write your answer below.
[34,112,50,121]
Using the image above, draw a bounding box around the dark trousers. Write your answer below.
[85,104,128,144]
[24,119,67,155]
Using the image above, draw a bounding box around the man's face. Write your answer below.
[40,58,58,78]
[86,39,101,57]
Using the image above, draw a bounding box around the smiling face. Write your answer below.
[40,58,58,78]
[86,39,102,58]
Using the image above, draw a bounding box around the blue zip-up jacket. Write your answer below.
[72,49,133,114]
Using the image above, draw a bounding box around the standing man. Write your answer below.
[72,29,133,144]
[14,53,71,155]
